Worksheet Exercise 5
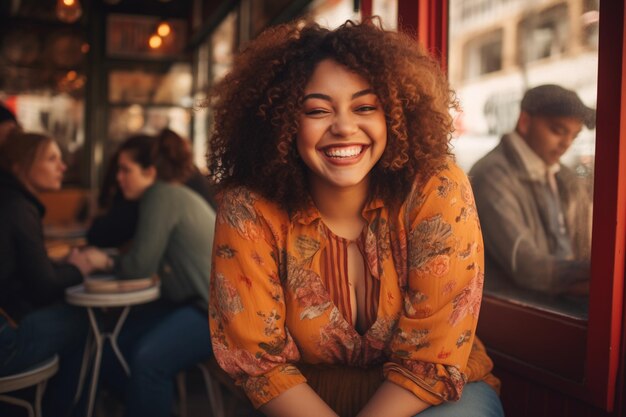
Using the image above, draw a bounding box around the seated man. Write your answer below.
[470,84,595,295]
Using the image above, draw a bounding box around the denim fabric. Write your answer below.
[99,301,213,417]
[416,381,505,417]
[0,304,88,417]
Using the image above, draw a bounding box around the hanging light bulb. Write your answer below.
[157,21,171,37]
[56,0,82,23]
[149,34,163,49]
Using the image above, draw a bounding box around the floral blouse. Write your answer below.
[209,162,493,408]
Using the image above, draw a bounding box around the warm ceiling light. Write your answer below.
[157,22,171,37]
[149,34,163,49]
[56,0,82,23]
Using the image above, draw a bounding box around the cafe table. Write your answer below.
[44,223,88,260]
[65,278,159,417]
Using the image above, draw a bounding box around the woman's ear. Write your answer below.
[143,165,158,181]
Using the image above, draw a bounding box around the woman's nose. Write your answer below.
[330,112,358,137]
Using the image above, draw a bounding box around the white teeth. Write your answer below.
[324,145,363,158]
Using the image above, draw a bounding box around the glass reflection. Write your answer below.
[449,0,599,319]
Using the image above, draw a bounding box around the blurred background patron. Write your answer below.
[0,131,89,416]
[75,129,215,417]
[470,85,594,296]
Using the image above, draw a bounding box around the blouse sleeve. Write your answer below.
[384,163,485,405]
[209,187,304,408]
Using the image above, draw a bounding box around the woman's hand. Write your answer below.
[80,246,113,271]
[66,248,96,276]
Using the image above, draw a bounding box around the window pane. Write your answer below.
[0,23,87,185]
[449,0,599,319]
[108,64,192,106]
[106,105,190,167]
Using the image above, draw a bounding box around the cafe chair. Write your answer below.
[0,355,59,417]
[176,360,225,417]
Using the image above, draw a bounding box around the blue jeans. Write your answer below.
[0,303,88,417]
[99,301,213,417]
[416,381,504,417]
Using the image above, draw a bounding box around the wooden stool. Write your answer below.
[176,357,249,417]
[0,355,59,417]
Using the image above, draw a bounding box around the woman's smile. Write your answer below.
[321,144,368,161]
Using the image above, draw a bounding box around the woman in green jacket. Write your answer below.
[81,129,215,417]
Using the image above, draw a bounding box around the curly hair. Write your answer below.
[206,18,457,212]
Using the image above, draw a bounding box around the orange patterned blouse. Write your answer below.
[209,161,496,408]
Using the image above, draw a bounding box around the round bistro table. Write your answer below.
[66,283,160,417]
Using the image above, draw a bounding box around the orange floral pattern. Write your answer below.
[209,162,491,408]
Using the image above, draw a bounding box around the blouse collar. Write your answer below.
[292,194,386,226]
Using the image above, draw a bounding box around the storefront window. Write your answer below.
[0,22,87,184]
[448,0,599,319]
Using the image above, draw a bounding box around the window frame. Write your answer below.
[397,0,626,411]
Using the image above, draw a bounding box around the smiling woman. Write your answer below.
[205,19,504,417]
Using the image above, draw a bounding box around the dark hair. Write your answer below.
[206,18,457,212]
[520,84,596,129]
[0,130,54,176]
[118,129,194,183]
[0,103,17,124]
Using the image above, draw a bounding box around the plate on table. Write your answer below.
[44,224,87,240]
[84,275,156,293]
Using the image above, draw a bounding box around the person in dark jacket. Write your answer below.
[0,131,90,416]
[86,129,216,248]
[0,103,20,144]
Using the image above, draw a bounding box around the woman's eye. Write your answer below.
[304,109,329,116]
[355,105,377,113]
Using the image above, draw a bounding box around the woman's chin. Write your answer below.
[122,190,140,201]
[35,183,62,193]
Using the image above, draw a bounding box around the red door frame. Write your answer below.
[397,0,626,411]
[397,0,447,70]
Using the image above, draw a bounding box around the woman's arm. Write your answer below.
[383,163,486,407]
[357,382,429,417]
[12,202,83,302]
[260,384,339,417]
[210,188,306,409]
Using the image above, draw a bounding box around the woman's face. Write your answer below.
[297,59,387,192]
[116,150,157,200]
[26,141,66,193]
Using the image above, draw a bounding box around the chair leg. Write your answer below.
[34,379,48,417]
[176,371,188,417]
[0,394,36,417]
[197,364,225,417]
